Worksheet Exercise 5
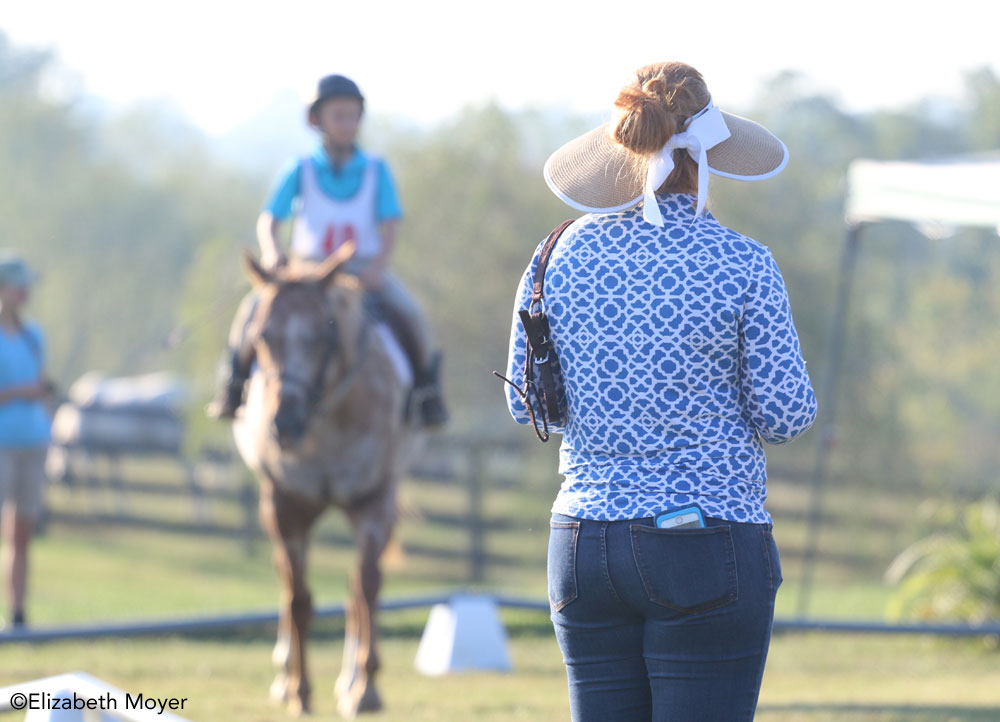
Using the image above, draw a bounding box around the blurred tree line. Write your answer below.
[2,33,999,496]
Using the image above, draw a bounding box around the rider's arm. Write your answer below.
[356,219,396,290]
[374,219,398,270]
[361,158,403,288]
[258,158,303,268]
[257,212,286,269]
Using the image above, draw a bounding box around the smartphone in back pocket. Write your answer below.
[655,505,706,530]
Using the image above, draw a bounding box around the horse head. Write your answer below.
[243,242,360,450]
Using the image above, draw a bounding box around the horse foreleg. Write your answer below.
[334,587,359,699]
[336,499,395,718]
[260,482,321,717]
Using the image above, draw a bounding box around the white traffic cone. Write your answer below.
[414,594,512,675]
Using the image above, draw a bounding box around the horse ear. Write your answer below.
[315,240,357,287]
[244,250,274,288]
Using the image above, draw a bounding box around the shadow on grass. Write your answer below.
[758,703,1000,721]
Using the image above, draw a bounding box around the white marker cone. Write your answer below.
[414,594,512,675]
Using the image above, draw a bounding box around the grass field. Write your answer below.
[5,614,1000,721]
[5,519,905,625]
[2,453,998,720]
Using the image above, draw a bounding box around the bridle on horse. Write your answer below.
[257,296,370,417]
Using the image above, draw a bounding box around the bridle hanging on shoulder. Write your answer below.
[495,219,575,442]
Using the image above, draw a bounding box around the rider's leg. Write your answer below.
[374,273,449,428]
[207,291,259,420]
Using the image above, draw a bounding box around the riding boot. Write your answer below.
[412,352,449,429]
[206,350,252,420]
[370,296,447,428]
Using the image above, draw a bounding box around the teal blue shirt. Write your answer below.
[0,322,52,448]
[265,147,403,222]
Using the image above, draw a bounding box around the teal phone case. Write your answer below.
[655,505,706,529]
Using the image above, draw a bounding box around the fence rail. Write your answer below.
[38,436,985,619]
[4,593,999,646]
[40,450,872,581]
[43,435,530,583]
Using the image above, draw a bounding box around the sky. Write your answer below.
[4,0,1000,136]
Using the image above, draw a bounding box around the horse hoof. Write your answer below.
[336,685,382,718]
[357,686,383,714]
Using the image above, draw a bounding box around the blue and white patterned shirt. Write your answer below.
[504,194,818,524]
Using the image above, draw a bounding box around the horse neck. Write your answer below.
[313,285,369,409]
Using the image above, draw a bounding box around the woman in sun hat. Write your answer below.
[0,252,53,629]
[503,62,818,720]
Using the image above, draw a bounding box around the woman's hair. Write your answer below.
[613,62,710,194]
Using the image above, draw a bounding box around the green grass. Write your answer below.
[758,633,1000,721]
[3,617,999,721]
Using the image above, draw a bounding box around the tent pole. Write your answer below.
[796,222,864,618]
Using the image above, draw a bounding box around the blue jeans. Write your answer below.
[548,513,782,722]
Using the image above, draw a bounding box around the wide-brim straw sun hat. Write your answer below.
[544,99,788,222]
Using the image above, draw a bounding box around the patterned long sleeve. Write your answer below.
[738,250,818,444]
[504,238,565,431]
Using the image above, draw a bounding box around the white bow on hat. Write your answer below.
[642,98,732,225]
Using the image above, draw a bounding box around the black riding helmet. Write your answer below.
[308,74,365,115]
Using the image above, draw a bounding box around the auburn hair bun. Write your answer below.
[612,63,710,157]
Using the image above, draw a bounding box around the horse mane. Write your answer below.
[244,241,359,290]
[275,261,362,293]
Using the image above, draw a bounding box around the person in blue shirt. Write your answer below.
[505,62,817,721]
[0,253,53,629]
[209,74,447,427]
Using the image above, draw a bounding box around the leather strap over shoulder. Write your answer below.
[494,219,577,443]
[532,219,575,303]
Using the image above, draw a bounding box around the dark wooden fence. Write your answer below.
[42,434,933,589]
[42,435,528,584]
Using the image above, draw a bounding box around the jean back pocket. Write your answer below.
[630,524,738,613]
[548,519,580,612]
[763,528,783,592]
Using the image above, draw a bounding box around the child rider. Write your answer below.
[209,74,448,428]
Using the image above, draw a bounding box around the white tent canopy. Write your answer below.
[845,155,1000,230]
[799,151,1000,617]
